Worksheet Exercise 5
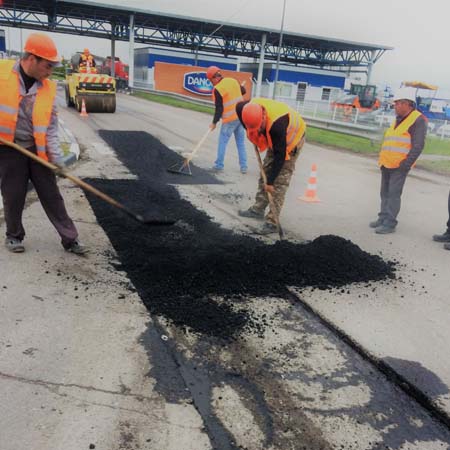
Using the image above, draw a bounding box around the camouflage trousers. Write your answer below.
[251,138,304,225]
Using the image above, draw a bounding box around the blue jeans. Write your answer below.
[214,120,247,170]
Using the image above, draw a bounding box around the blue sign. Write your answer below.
[183,71,213,96]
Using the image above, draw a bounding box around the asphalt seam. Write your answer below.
[286,287,450,431]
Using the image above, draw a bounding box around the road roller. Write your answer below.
[65,54,116,113]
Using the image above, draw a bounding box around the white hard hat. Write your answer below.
[393,87,416,103]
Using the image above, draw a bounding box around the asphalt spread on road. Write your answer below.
[84,130,396,341]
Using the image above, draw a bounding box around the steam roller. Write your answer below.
[65,69,116,113]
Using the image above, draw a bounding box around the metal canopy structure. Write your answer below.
[0,0,392,69]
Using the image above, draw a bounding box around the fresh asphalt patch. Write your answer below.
[84,130,396,341]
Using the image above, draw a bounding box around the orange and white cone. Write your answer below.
[80,98,88,117]
[299,163,321,203]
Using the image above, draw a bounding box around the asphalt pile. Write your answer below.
[84,131,396,340]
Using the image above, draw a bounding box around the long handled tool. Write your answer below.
[167,128,211,176]
[0,137,175,226]
[253,145,284,240]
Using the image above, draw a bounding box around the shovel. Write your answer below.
[0,137,175,226]
[253,145,284,240]
[167,128,211,176]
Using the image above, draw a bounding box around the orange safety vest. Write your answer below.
[213,78,243,123]
[0,60,56,161]
[247,98,306,160]
[379,110,423,168]
[80,54,95,66]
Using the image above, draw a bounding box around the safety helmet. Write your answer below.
[24,33,59,63]
[242,103,264,130]
[393,87,416,103]
[84,48,90,54]
[206,65,221,81]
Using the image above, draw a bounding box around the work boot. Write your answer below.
[375,225,396,235]
[369,218,384,228]
[5,237,25,253]
[432,230,450,242]
[238,207,264,220]
[240,167,248,174]
[255,222,278,235]
[444,243,450,250]
[64,240,89,255]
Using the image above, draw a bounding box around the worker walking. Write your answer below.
[370,87,427,234]
[237,98,306,235]
[206,66,248,174]
[432,190,450,250]
[0,33,88,255]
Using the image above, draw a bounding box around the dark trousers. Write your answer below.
[378,166,409,228]
[0,145,78,246]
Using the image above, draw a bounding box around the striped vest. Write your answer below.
[379,110,423,168]
[249,98,306,160]
[213,78,243,123]
[0,60,56,161]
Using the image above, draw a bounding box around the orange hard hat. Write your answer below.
[242,103,264,130]
[84,48,90,54]
[24,33,59,63]
[206,65,221,81]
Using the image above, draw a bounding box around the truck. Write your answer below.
[64,52,116,113]
[99,56,129,91]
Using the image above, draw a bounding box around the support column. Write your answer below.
[128,13,135,89]
[255,33,267,98]
[366,50,376,85]
[110,34,116,78]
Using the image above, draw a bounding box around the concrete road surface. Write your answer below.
[0,89,449,450]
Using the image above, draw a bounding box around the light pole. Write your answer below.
[272,0,287,100]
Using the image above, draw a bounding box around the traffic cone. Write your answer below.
[299,163,321,203]
[80,98,88,117]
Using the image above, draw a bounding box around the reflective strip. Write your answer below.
[34,126,48,133]
[222,110,236,119]
[36,144,46,152]
[385,136,410,144]
[286,115,301,148]
[0,104,18,114]
[223,96,243,108]
[381,146,409,154]
[0,125,14,134]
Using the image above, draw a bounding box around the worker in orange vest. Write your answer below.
[370,87,427,234]
[236,98,306,235]
[79,48,96,73]
[206,66,248,173]
[0,33,88,254]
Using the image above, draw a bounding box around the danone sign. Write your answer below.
[183,71,213,96]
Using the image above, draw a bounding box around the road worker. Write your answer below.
[0,33,88,254]
[206,66,248,174]
[79,48,96,73]
[369,87,427,234]
[237,98,306,235]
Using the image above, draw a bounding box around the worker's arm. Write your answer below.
[399,114,427,171]
[266,115,289,185]
[210,89,224,129]
[46,101,64,164]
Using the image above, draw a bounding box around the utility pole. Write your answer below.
[272,0,287,100]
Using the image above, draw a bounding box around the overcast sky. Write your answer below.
[4,0,450,94]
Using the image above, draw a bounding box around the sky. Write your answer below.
[3,0,450,94]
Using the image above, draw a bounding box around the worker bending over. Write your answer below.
[0,33,88,255]
[237,98,306,235]
[370,87,427,234]
[206,66,248,174]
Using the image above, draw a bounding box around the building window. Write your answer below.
[296,82,307,102]
[321,88,331,101]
